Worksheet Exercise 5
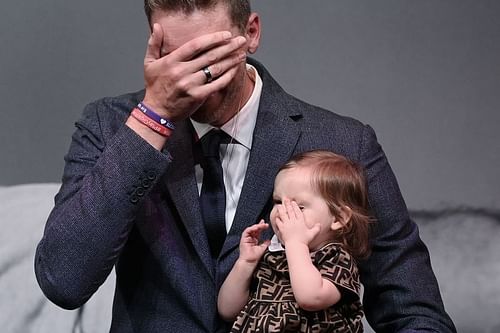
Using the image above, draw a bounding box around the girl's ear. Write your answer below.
[330,206,353,231]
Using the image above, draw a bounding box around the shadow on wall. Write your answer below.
[1,184,499,333]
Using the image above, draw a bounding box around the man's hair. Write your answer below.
[279,150,373,259]
[143,0,251,32]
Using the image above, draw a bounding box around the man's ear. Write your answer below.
[330,206,353,231]
[245,13,261,54]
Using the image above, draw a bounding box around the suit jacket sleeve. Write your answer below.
[358,125,456,332]
[34,98,170,309]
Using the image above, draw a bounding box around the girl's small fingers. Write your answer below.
[243,224,259,236]
[286,200,298,219]
[260,240,271,249]
[277,204,288,221]
[290,201,303,218]
[275,216,283,228]
[257,220,269,229]
[247,221,268,237]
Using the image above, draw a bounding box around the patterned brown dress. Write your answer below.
[230,242,363,333]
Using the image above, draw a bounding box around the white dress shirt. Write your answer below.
[191,64,263,232]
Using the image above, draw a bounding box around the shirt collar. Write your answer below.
[268,234,285,252]
[191,64,262,149]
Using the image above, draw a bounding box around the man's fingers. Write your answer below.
[190,65,239,99]
[145,23,164,64]
[190,36,246,71]
[183,35,246,87]
[170,31,233,62]
[143,30,246,115]
[197,51,246,84]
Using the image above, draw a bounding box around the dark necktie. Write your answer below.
[199,129,229,258]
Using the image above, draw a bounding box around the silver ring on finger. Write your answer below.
[202,66,213,83]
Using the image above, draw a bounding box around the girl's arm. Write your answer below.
[285,241,341,311]
[276,200,341,311]
[217,257,259,321]
[217,222,270,321]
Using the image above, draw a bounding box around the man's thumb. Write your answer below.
[145,23,163,64]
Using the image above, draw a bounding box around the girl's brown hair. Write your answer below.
[279,150,373,259]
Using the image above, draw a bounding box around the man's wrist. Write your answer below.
[125,116,168,151]
[130,108,173,137]
[142,97,169,118]
[137,102,176,131]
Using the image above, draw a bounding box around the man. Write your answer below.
[35,1,456,332]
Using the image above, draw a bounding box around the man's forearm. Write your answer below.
[35,106,170,309]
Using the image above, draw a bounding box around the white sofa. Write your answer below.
[1,184,499,332]
[1,184,114,333]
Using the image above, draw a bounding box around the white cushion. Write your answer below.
[0,184,115,333]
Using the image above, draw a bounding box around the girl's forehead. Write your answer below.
[277,165,313,180]
[275,167,314,191]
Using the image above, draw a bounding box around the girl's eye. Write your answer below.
[273,199,282,205]
[298,206,305,211]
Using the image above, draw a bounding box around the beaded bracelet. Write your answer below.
[137,102,176,131]
[131,108,172,137]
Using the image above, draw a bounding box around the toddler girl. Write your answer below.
[218,150,372,332]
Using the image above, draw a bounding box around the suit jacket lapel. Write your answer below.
[163,120,214,280]
[221,63,303,257]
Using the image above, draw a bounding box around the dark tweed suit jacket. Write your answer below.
[35,59,456,332]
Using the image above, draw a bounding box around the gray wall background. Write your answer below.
[1,0,499,210]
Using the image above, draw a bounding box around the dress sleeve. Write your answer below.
[314,244,361,301]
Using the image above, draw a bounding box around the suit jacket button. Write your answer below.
[130,195,139,203]
[136,187,145,196]
[142,179,152,188]
[147,171,156,180]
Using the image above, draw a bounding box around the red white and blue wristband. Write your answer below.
[137,102,176,131]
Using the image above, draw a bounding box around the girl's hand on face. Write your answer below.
[275,199,321,247]
[238,220,271,263]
